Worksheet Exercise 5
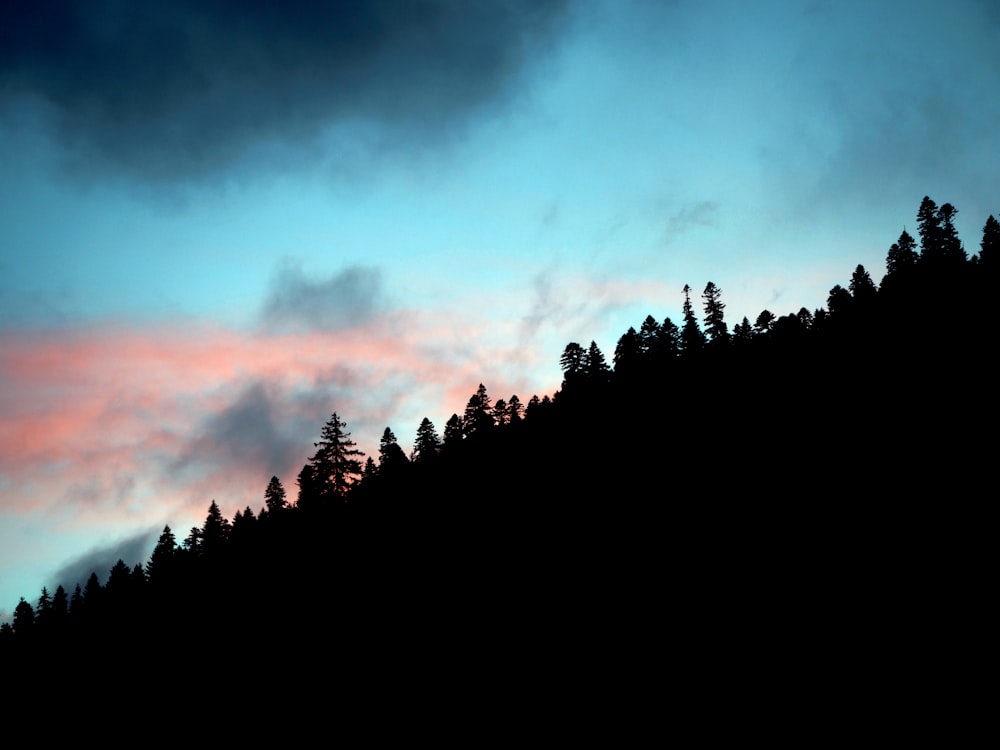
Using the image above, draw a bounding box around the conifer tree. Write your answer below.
[378,426,409,474]
[146,526,178,582]
[560,343,586,388]
[264,476,287,513]
[507,395,524,425]
[638,316,660,356]
[12,598,34,636]
[938,203,966,264]
[702,281,729,345]
[412,417,442,462]
[754,309,776,335]
[979,215,999,269]
[849,264,877,304]
[462,385,495,437]
[442,414,463,450]
[613,327,640,375]
[309,412,365,501]
[201,500,231,554]
[884,229,918,282]
[681,284,706,354]
[585,340,611,383]
[658,317,680,359]
[733,316,753,344]
[493,398,509,426]
[917,195,944,264]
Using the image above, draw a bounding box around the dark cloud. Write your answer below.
[174,381,299,479]
[0,0,570,182]
[261,263,384,333]
[51,529,159,591]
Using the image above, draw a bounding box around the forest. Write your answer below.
[2,196,995,668]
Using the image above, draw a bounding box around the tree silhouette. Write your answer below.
[309,412,365,501]
[681,284,706,354]
[462,385,495,437]
[201,500,231,555]
[613,327,640,376]
[754,309,776,335]
[849,264,877,305]
[702,281,729,345]
[264,476,288,513]
[884,229,918,284]
[585,341,611,383]
[378,426,409,476]
[917,195,942,263]
[412,417,442,462]
[146,526,178,582]
[733,316,753,344]
[507,395,524,425]
[638,316,660,356]
[938,203,966,264]
[979,215,998,269]
[12,598,34,636]
[560,342,586,388]
[442,414,463,451]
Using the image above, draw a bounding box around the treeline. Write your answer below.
[2,195,996,658]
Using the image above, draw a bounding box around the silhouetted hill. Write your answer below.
[3,197,995,695]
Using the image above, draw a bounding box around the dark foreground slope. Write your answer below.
[3,200,995,705]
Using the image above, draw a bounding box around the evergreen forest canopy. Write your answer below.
[2,196,996,660]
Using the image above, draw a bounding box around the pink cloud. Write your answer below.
[0,308,560,532]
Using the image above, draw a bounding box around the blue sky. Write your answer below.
[1,0,997,619]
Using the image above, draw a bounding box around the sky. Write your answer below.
[1,0,998,619]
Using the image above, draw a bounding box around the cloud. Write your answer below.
[663,201,720,245]
[0,0,571,182]
[173,381,300,480]
[260,263,385,333]
[51,529,159,592]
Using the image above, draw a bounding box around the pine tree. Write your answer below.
[613,327,640,376]
[638,316,660,356]
[493,398,509,426]
[938,203,966,264]
[462,385,494,437]
[702,281,729,345]
[681,284,706,354]
[442,413,463,451]
[916,196,941,260]
[507,395,524,425]
[849,264,877,305]
[12,598,34,637]
[51,585,69,626]
[658,317,680,359]
[264,476,287,514]
[412,417,442,462]
[378,426,409,475]
[980,215,999,269]
[296,464,317,509]
[884,229,918,282]
[754,309,776,335]
[146,525,178,582]
[201,500,231,554]
[560,342,586,386]
[309,412,365,501]
[733,316,754,344]
[585,340,611,383]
